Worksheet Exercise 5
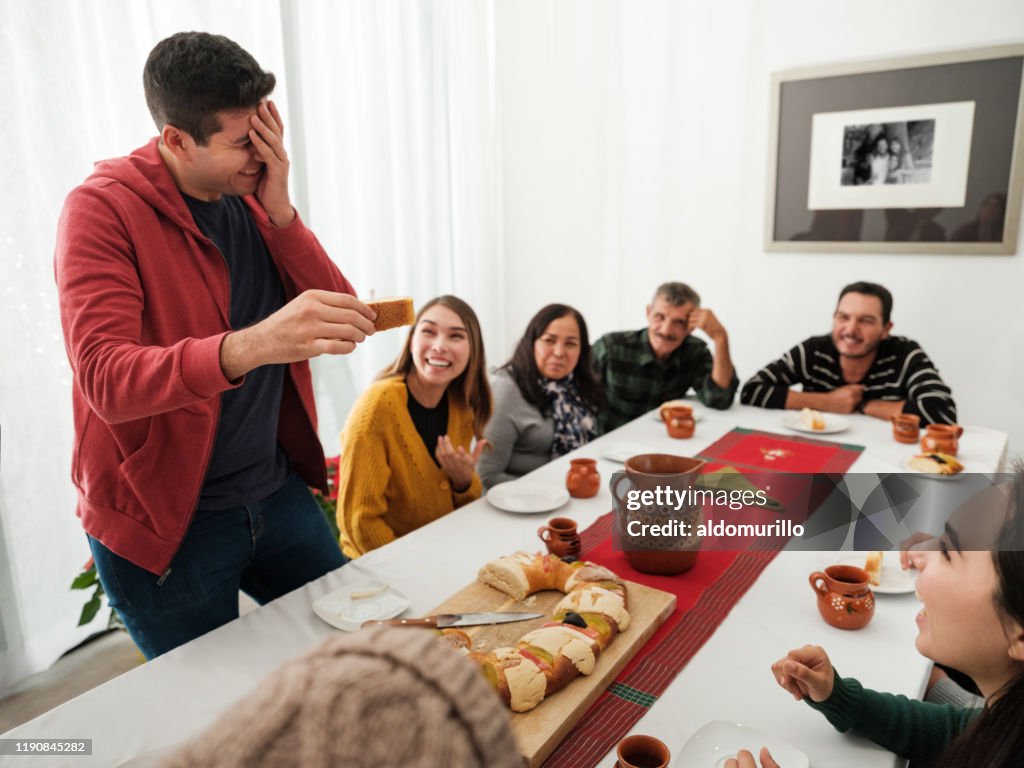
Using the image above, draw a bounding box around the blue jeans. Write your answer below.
[88,471,346,659]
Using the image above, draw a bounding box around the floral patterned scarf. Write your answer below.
[540,373,597,458]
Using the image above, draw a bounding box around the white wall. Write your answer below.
[494,0,1024,455]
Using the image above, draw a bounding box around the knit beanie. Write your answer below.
[162,625,524,768]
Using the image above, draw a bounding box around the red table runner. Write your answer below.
[542,428,863,767]
[697,427,865,474]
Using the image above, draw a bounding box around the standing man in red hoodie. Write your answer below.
[55,32,376,658]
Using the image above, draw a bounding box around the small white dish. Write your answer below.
[312,582,410,631]
[679,720,809,768]
[901,456,966,480]
[839,552,917,595]
[781,412,849,434]
[600,442,659,463]
[486,483,570,514]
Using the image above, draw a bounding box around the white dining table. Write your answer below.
[0,403,1008,768]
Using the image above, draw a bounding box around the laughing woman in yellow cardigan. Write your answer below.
[337,295,493,557]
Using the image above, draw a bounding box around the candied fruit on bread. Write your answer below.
[366,296,415,331]
[908,452,963,475]
[470,552,628,712]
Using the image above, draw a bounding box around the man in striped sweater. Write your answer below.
[740,282,956,425]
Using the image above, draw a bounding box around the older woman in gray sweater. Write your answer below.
[479,304,601,489]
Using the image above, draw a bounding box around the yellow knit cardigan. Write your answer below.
[337,375,482,558]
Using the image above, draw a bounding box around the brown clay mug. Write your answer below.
[566,458,601,499]
[921,424,963,456]
[891,413,921,444]
[809,564,875,630]
[660,404,695,439]
[538,516,581,558]
[611,454,705,575]
[616,734,671,768]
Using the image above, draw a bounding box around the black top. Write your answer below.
[184,193,290,509]
[407,385,449,467]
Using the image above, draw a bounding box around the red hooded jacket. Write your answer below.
[55,139,355,575]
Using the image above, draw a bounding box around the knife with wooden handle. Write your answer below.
[363,611,543,629]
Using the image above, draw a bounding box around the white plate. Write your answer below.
[678,720,809,768]
[839,552,917,595]
[901,456,966,480]
[650,401,704,422]
[312,582,410,632]
[600,442,658,463]
[781,411,849,434]
[486,483,570,514]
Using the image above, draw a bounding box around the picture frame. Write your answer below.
[765,44,1024,254]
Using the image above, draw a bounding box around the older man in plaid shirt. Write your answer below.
[592,282,738,433]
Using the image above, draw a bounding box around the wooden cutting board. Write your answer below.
[430,578,676,768]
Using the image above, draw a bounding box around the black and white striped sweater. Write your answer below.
[740,334,957,425]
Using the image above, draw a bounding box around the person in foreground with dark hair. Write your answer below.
[479,304,601,489]
[163,625,525,768]
[747,462,1024,768]
[55,32,375,658]
[337,296,493,557]
[740,281,956,425]
[592,282,738,433]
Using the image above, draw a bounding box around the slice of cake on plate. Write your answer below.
[800,408,826,431]
[908,452,964,475]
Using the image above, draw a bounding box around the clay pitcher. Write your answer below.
[611,454,705,575]
[809,564,875,630]
[566,458,600,499]
[660,404,695,439]
[920,424,963,456]
[890,413,921,444]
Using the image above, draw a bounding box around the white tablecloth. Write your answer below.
[0,404,1008,767]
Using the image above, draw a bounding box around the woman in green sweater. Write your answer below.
[742,464,1024,768]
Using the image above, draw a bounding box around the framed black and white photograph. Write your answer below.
[766,44,1024,253]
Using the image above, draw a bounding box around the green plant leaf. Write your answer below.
[70,568,98,590]
[78,592,102,626]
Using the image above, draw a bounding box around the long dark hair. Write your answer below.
[379,295,493,438]
[500,304,601,416]
[937,461,1024,768]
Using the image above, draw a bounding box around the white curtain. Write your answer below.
[0,0,501,695]
[287,0,503,447]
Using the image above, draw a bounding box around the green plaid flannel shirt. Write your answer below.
[592,329,738,433]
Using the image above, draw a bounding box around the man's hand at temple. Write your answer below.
[250,100,295,227]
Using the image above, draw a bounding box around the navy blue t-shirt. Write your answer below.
[184,194,290,509]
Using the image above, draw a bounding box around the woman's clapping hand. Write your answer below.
[436,436,488,492]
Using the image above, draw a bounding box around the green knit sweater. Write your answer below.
[807,670,981,764]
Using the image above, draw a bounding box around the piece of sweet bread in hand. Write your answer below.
[908,452,963,475]
[366,296,415,331]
